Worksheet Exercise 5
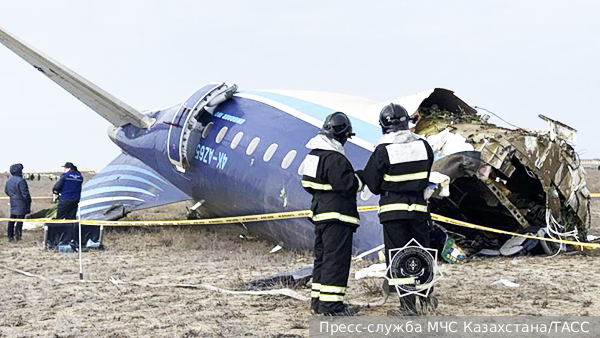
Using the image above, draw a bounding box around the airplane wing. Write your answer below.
[79,153,191,221]
[0,26,154,129]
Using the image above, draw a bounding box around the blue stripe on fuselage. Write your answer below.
[88,165,168,185]
[242,91,381,145]
[81,186,156,199]
[83,174,163,191]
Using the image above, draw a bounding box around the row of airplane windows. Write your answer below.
[203,122,298,171]
[202,121,374,201]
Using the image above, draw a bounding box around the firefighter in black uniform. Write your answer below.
[300,112,362,316]
[361,103,435,316]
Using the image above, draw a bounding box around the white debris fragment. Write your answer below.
[22,222,42,230]
[270,245,282,253]
[355,263,387,280]
[427,128,474,156]
[190,200,204,211]
[425,172,451,199]
[491,279,519,287]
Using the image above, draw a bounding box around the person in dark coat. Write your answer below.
[4,163,32,242]
[53,162,84,220]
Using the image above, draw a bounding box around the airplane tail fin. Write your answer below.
[0,26,154,129]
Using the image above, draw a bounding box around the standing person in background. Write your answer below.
[53,162,83,219]
[4,163,32,242]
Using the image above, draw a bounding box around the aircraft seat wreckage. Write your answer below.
[0,25,592,257]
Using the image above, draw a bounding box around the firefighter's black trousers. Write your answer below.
[311,221,354,313]
[383,218,431,311]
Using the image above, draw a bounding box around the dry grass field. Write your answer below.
[1,169,599,337]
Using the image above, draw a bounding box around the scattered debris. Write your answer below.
[441,236,468,264]
[491,279,520,287]
[427,172,451,199]
[0,265,310,301]
[86,239,101,248]
[354,263,387,280]
[247,265,313,291]
[186,199,205,219]
[476,249,500,257]
[499,227,547,256]
[353,244,385,261]
[109,277,309,301]
[58,244,74,253]
[270,245,283,253]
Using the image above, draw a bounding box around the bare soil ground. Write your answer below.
[1,227,599,338]
[1,171,599,337]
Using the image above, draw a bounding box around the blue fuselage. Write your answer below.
[111,89,383,253]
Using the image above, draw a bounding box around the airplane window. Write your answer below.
[263,143,278,162]
[246,137,260,155]
[281,150,297,169]
[216,126,228,144]
[202,122,214,139]
[231,132,244,149]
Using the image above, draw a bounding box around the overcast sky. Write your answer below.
[1,1,599,172]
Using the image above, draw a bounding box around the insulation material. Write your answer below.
[427,129,474,157]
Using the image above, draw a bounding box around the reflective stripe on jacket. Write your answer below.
[362,138,434,222]
[300,149,360,227]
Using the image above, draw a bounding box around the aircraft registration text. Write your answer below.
[195,144,228,170]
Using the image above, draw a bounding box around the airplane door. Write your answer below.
[167,83,237,172]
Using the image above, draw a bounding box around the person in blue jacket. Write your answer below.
[4,163,32,242]
[52,162,84,220]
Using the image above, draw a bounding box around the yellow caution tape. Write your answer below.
[3,193,600,201]
[1,192,598,201]
[430,213,599,250]
[0,210,315,225]
[0,204,598,249]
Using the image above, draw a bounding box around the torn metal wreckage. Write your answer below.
[412,90,590,256]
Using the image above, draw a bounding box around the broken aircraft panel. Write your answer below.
[411,92,590,246]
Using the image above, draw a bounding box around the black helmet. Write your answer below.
[319,112,355,145]
[379,103,409,133]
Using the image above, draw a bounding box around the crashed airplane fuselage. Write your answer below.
[0,26,590,256]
